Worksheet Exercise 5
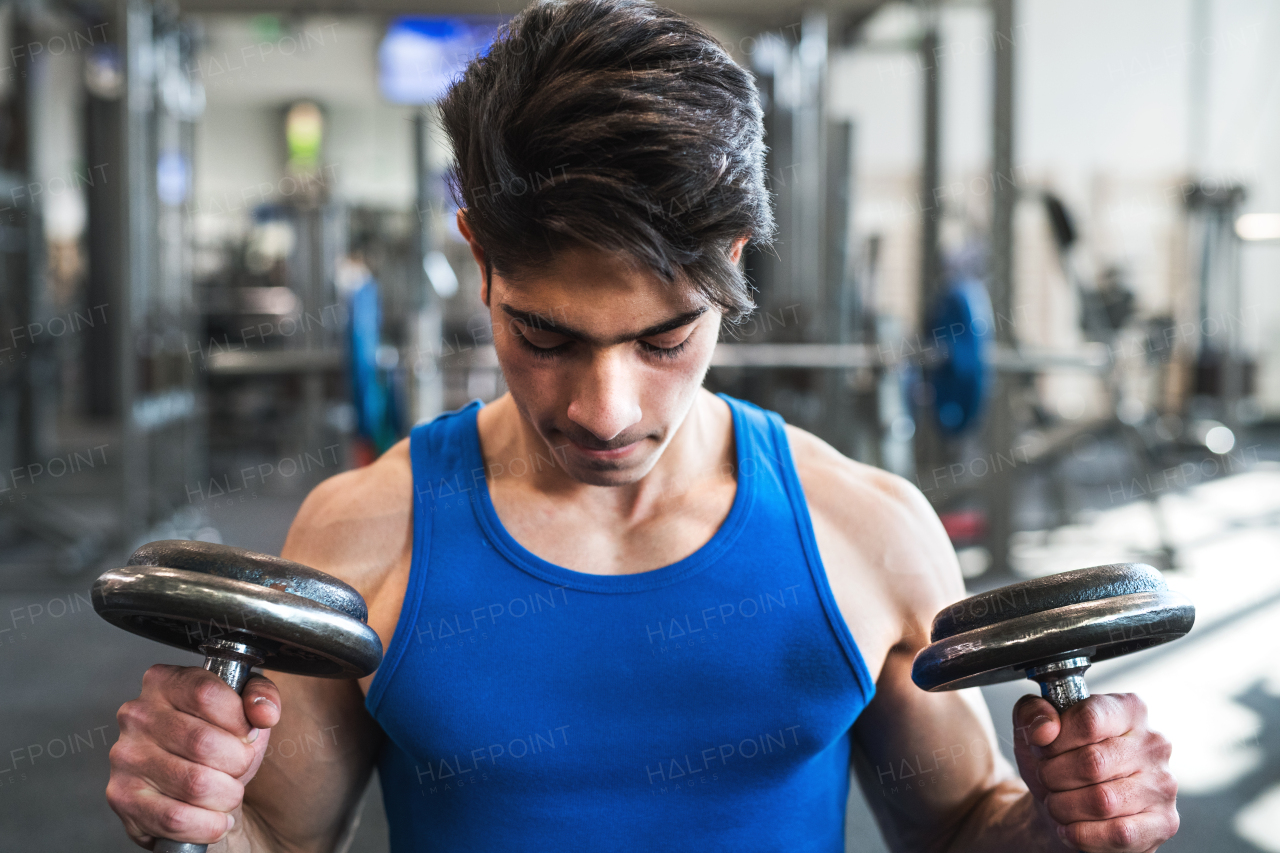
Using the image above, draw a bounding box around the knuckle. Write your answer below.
[1078,701,1107,741]
[157,801,190,836]
[116,700,144,731]
[104,777,131,812]
[1091,782,1118,816]
[1080,743,1108,782]
[1157,770,1179,800]
[186,725,220,764]
[1107,816,1139,848]
[141,664,170,690]
[1121,692,1148,720]
[1151,729,1173,762]
[181,763,218,801]
[108,741,132,771]
[192,678,226,715]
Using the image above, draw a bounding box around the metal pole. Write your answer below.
[413,109,443,424]
[919,19,942,311]
[986,0,1017,576]
[121,0,152,541]
[1187,0,1209,176]
[912,6,945,498]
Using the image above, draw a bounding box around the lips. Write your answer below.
[554,426,653,465]
[567,438,642,461]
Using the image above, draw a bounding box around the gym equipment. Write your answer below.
[1043,192,1136,343]
[93,540,383,853]
[912,563,1193,710]
[926,279,995,435]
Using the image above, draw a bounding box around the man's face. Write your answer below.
[480,243,728,487]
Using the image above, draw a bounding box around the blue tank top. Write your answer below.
[365,394,875,851]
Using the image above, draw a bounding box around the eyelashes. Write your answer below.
[517,336,572,360]
[638,339,690,359]
[514,333,690,361]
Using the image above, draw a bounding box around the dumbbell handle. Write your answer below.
[154,641,263,853]
[1027,656,1091,711]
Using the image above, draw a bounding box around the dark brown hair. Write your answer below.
[439,0,773,321]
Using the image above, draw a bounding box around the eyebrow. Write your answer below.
[498,304,707,346]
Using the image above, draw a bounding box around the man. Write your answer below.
[106,1,1179,850]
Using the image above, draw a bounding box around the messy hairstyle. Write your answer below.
[439,0,774,321]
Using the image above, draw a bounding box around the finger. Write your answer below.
[130,785,236,846]
[1042,694,1146,759]
[1013,694,1060,750]
[155,711,259,779]
[118,741,245,813]
[1044,770,1177,824]
[242,675,282,730]
[1060,808,1180,852]
[118,699,257,778]
[165,668,255,738]
[1040,735,1142,791]
[105,774,156,849]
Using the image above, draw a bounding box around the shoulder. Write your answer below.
[279,436,415,604]
[783,424,965,646]
[784,424,928,532]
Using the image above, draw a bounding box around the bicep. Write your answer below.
[849,644,1015,852]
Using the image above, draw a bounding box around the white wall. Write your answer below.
[190,13,418,239]
[832,0,1280,414]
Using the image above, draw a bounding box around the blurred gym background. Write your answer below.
[2,0,1279,849]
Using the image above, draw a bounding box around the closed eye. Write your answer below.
[639,338,691,359]
[513,319,573,358]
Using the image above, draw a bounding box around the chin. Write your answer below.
[559,444,661,487]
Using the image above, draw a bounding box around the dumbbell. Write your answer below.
[92,540,383,853]
[912,563,1194,710]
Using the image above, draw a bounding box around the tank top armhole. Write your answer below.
[764,412,877,704]
[365,421,436,717]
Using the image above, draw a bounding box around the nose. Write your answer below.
[566,348,642,444]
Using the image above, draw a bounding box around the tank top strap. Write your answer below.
[408,399,485,499]
[367,400,483,715]
[717,392,782,477]
[719,393,877,701]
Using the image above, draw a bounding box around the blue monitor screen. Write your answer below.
[379,16,507,104]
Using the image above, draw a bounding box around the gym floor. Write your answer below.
[3,442,1278,852]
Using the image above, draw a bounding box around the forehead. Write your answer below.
[493,245,711,329]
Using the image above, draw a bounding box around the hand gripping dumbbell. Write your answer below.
[92,540,383,853]
[912,563,1195,710]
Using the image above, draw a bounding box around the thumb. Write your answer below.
[1013,694,1060,751]
[241,675,282,732]
[1012,694,1060,805]
[237,676,283,786]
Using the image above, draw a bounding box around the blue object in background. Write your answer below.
[348,277,401,455]
[379,16,507,104]
[156,150,190,207]
[926,279,994,435]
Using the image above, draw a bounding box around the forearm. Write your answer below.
[218,759,372,853]
[939,781,1069,853]
[211,801,343,853]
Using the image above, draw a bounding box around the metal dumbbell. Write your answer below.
[912,563,1195,710]
[93,540,383,853]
